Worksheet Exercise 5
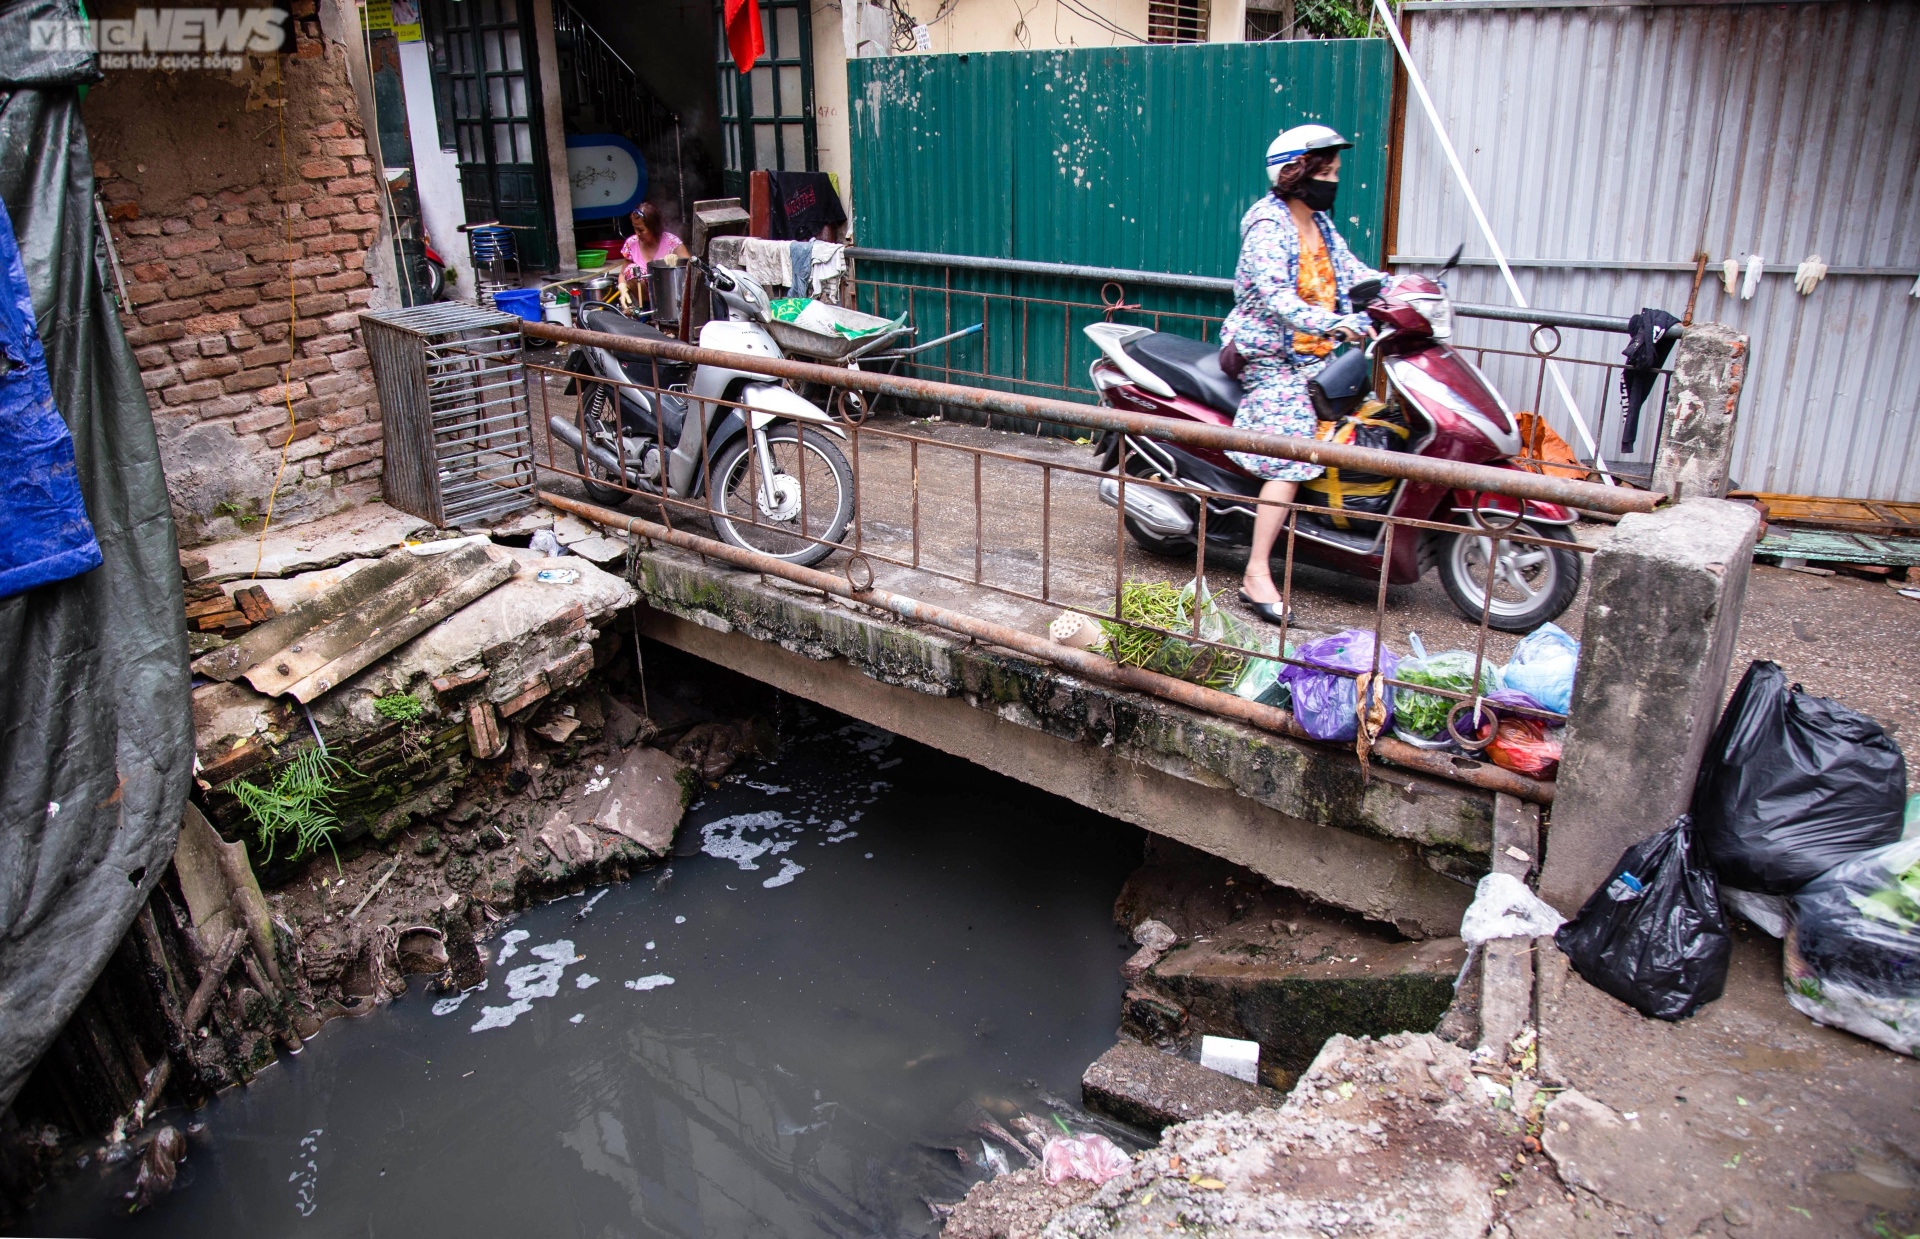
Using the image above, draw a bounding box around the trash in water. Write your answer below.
[624,974,675,991]
[1040,1132,1131,1185]
[535,568,580,584]
[1784,837,1920,1056]
[569,1013,585,1025]
[1199,1034,1260,1083]
[1692,660,1908,894]
[1554,815,1730,1021]
[978,1141,1012,1177]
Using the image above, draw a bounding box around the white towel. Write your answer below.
[739,237,792,290]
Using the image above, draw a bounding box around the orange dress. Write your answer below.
[1292,232,1338,358]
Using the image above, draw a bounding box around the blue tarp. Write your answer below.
[0,193,101,598]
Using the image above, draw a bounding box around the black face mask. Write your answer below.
[1296,178,1338,212]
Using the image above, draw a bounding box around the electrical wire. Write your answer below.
[1055,0,1147,43]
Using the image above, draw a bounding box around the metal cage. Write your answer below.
[362,304,537,528]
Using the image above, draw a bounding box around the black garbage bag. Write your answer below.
[1692,660,1907,894]
[1554,815,1731,1021]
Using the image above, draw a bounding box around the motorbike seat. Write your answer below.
[1122,332,1244,416]
[583,307,685,390]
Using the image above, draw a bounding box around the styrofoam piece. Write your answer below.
[1200,1034,1260,1084]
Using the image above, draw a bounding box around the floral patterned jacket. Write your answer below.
[1220,194,1384,367]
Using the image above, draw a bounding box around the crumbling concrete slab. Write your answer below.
[1082,1041,1279,1131]
[633,547,1486,937]
[1045,1033,1526,1239]
[197,501,431,582]
[219,558,381,612]
[1139,924,1466,1073]
[582,745,689,856]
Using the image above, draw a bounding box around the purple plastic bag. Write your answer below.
[1280,629,1399,741]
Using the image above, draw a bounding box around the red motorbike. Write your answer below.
[1084,271,1582,631]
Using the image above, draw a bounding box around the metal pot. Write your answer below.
[648,259,689,325]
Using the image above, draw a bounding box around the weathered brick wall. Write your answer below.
[86,14,394,547]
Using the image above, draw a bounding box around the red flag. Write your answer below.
[724,0,765,74]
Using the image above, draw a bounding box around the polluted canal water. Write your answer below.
[21,704,1147,1236]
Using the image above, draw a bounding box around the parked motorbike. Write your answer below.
[1083,270,1583,631]
[549,257,855,567]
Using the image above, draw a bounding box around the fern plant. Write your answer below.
[230,747,354,867]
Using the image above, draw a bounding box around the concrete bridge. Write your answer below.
[529,317,1760,936]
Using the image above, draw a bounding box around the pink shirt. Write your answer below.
[620,231,684,269]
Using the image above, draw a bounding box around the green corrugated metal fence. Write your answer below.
[846,40,1393,405]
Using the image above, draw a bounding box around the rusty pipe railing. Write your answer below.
[539,489,1557,805]
[518,319,1660,516]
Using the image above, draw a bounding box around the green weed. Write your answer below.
[230,747,355,867]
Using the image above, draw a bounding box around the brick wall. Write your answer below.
[87,15,395,547]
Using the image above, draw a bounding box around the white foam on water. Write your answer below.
[470,939,578,1032]
[569,1014,585,1025]
[575,973,599,989]
[700,810,793,870]
[624,974,675,991]
[762,858,805,889]
[674,916,686,925]
[495,929,530,965]
[644,940,656,950]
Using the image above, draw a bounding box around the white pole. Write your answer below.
[1373,0,1613,482]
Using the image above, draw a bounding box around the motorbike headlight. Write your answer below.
[1405,292,1453,340]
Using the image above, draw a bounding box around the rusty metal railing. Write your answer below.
[513,316,1658,803]
[843,247,1669,484]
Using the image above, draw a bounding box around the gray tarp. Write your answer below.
[0,0,194,1109]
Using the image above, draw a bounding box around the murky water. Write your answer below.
[20,705,1144,1237]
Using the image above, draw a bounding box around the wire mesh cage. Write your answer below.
[361,303,536,528]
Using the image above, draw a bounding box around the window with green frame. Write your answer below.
[715,0,815,200]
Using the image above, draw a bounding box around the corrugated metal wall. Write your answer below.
[846,41,1393,398]
[1397,0,1920,500]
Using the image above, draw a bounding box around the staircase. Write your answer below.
[553,0,683,219]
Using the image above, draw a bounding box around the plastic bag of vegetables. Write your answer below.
[1392,633,1496,745]
[1784,837,1920,1056]
[1100,579,1261,691]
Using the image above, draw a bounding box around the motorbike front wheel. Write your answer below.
[708,426,854,567]
[1436,520,1583,632]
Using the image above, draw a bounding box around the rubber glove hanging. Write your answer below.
[1793,255,1827,296]
[1722,258,1740,298]
[1741,254,1765,301]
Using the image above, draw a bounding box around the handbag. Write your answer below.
[1218,340,1246,380]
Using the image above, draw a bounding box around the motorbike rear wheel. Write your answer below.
[574,385,632,507]
[1437,519,1582,632]
[708,426,854,567]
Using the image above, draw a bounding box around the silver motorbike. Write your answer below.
[550,258,854,567]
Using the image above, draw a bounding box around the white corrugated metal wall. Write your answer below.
[1393,0,1920,500]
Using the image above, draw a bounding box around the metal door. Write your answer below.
[428,0,557,270]
[715,0,816,201]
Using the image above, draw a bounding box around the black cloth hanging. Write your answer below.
[765,172,847,241]
[1619,308,1681,454]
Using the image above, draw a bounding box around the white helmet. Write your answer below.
[1266,124,1353,186]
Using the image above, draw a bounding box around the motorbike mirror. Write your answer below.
[1441,245,1464,275]
[1350,278,1383,308]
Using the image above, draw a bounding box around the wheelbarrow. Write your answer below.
[763,303,984,420]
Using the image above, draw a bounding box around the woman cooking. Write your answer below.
[1219,124,1384,624]
[617,202,690,306]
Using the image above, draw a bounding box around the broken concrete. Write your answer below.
[1081,1041,1279,1132]
[584,745,693,853]
[1138,924,1466,1075]
[943,1170,1100,1239]
[634,547,1487,937]
[1044,1033,1527,1238]
[197,502,432,582]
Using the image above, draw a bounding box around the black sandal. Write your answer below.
[1237,588,1290,626]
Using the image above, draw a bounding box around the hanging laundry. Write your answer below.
[1618,308,1680,454]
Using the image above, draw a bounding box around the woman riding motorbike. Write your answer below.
[1219,124,1384,624]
